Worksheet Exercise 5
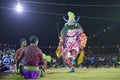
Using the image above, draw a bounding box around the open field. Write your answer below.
[0,68,120,80]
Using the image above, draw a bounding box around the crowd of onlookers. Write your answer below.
[49,50,120,68]
[81,52,120,68]
[0,47,120,76]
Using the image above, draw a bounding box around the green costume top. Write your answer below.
[43,53,51,62]
[60,23,82,36]
[60,11,83,36]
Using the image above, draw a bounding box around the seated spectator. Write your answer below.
[0,50,2,76]
[0,50,3,64]
[17,36,45,79]
[98,54,106,67]
[0,48,14,73]
[90,55,95,67]
[112,53,118,67]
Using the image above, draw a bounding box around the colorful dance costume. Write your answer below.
[56,11,87,72]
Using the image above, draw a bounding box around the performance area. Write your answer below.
[0,68,120,80]
[0,0,120,80]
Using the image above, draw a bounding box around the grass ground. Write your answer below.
[0,68,120,80]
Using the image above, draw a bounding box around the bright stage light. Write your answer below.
[16,3,22,12]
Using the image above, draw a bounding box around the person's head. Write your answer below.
[20,38,27,48]
[29,36,39,46]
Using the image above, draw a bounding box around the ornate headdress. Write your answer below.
[63,11,79,22]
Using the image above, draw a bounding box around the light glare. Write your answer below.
[16,3,22,12]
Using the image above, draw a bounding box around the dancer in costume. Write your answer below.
[15,38,27,74]
[56,11,87,72]
[17,36,44,79]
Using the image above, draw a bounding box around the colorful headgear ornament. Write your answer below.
[63,11,80,22]
[67,11,75,19]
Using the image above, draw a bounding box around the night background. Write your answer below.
[0,0,120,53]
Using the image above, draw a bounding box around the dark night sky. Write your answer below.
[0,0,120,48]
